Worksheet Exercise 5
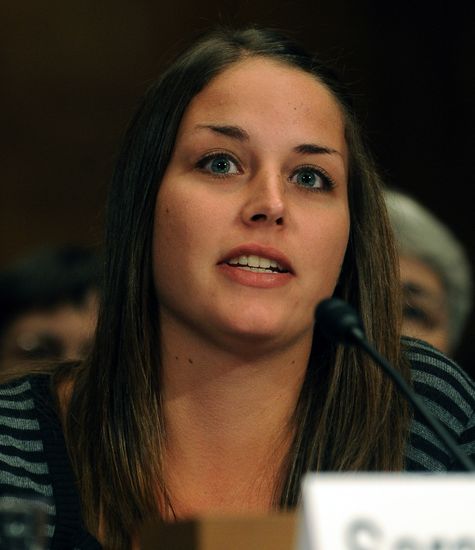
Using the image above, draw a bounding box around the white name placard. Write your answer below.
[297,473,475,550]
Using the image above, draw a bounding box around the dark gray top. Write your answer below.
[0,338,474,548]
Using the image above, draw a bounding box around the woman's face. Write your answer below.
[152,57,350,351]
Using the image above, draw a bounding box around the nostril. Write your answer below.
[251,213,267,222]
[249,213,284,224]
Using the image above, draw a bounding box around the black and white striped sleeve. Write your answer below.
[403,338,475,471]
[0,377,56,544]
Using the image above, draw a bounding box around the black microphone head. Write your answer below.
[315,298,365,345]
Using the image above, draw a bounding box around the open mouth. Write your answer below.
[226,254,289,274]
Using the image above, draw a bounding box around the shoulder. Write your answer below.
[403,337,475,417]
[0,373,56,421]
[0,375,46,439]
[0,375,56,540]
[402,337,475,471]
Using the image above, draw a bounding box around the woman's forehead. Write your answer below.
[177,57,347,157]
[191,57,341,113]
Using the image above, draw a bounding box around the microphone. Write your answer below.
[315,297,365,345]
[316,298,475,472]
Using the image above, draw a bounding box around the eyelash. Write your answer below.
[196,152,336,192]
[403,304,438,329]
[289,164,336,193]
[196,152,242,178]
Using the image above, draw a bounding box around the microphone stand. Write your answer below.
[317,298,475,472]
[351,328,475,472]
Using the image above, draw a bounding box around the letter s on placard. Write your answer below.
[345,519,382,550]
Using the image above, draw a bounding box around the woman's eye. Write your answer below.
[403,303,439,330]
[197,154,240,176]
[404,304,430,324]
[290,167,334,191]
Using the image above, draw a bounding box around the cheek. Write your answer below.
[306,211,350,290]
[152,187,218,286]
[429,331,450,355]
[154,179,234,254]
[315,210,350,262]
[152,190,179,295]
[153,195,190,278]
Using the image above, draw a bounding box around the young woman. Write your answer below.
[1,27,474,549]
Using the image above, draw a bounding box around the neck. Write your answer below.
[159,315,312,518]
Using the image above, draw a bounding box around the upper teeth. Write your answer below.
[228,255,285,271]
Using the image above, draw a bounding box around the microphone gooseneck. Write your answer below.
[315,298,475,472]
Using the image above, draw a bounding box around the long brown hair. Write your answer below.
[59,27,410,548]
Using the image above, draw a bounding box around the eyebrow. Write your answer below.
[403,282,445,306]
[195,124,341,157]
[293,143,339,157]
[196,124,250,141]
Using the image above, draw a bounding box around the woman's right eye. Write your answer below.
[403,303,437,330]
[196,153,241,177]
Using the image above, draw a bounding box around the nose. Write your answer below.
[241,171,286,227]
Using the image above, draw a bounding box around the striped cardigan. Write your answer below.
[1,338,474,549]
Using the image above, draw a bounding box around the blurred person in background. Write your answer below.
[385,188,473,358]
[0,245,100,372]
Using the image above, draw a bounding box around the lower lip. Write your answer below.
[218,263,293,288]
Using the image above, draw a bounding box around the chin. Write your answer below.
[217,312,305,349]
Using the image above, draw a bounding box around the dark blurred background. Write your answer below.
[1,1,473,371]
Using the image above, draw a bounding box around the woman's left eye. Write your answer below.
[290,167,334,191]
[197,153,241,176]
